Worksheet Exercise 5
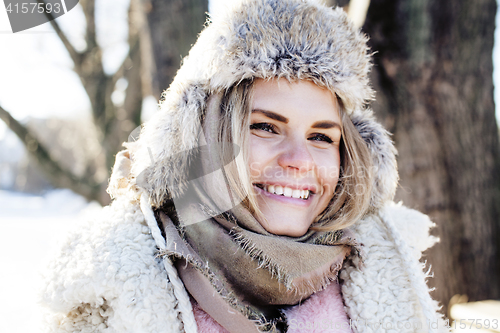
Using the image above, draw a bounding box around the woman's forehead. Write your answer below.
[251,78,341,123]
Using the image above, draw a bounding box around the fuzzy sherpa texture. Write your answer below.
[340,202,449,333]
[121,0,398,210]
[39,198,183,333]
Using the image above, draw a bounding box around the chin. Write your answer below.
[257,215,312,237]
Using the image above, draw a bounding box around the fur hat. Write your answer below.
[114,0,398,210]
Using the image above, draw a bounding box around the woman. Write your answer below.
[40,0,450,332]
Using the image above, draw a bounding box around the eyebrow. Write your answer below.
[311,121,341,130]
[252,109,288,123]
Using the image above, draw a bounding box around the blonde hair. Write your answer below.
[216,79,373,231]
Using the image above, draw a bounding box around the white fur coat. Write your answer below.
[40,197,449,332]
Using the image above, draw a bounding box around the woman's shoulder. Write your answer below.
[340,201,449,333]
[39,198,182,332]
[353,201,439,258]
[40,198,156,301]
[379,201,439,254]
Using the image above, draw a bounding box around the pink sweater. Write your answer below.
[191,282,353,333]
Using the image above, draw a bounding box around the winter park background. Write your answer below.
[1,0,500,332]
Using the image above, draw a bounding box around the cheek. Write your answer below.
[316,151,341,192]
[248,137,270,179]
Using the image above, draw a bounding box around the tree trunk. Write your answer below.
[364,0,500,315]
[146,0,208,96]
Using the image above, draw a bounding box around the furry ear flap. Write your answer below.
[350,108,399,208]
[127,84,209,207]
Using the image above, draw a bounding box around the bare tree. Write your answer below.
[0,0,208,204]
[364,0,500,314]
[0,105,104,200]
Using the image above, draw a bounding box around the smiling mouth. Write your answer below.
[253,184,311,200]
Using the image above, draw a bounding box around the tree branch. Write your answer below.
[36,0,82,70]
[81,0,98,51]
[0,105,105,203]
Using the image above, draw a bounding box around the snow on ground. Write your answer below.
[0,189,101,333]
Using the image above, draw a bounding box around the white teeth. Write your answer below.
[260,184,310,199]
[275,185,283,195]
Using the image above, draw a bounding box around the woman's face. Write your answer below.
[249,78,342,237]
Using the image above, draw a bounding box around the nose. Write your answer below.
[277,137,315,173]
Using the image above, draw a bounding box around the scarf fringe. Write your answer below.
[231,230,292,286]
[292,261,344,299]
[231,229,345,299]
[313,230,344,245]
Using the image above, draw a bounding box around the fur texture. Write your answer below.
[340,202,448,333]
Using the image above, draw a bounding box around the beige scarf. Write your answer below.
[159,206,356,332]
[155,93,358,332]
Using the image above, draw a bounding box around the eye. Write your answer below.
[309,133,334,144]
[250,123,277,134]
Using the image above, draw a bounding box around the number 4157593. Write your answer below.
[5,2,61,14]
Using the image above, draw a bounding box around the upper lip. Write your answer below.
[253,182,317,194]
